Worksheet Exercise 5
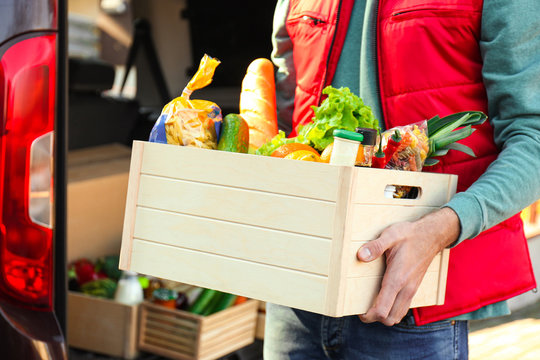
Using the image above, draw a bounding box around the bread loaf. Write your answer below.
[239,58,278,151]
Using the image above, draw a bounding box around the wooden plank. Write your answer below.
[199,329,256,360]
[139,141,341,201]
[324,166,354,316]
[200,319,255,347]
[409,271,442,308]
[436,248,450,304]
[141,334,196,358]
[120,141,144,270]
[145,312,199,331]
[348,204,439,241]
[144,318,198,339]
[134,207,331,275]
[351,167,457,207]
[201,300,258,332]
[255,313,265,339]
[67,292,138,359]
[143,327,197,348]
[123,298,139,359]
[341,271,441,316]
[137,174,336,238]
[129,239,328,314]
[139,342,194,360]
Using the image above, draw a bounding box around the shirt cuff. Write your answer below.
[445,192,485,246]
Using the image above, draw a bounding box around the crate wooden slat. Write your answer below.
[121,141,457,317]
[138,299,258,360]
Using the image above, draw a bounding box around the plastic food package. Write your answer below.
[149,54,222,149]
[382,120,429,172]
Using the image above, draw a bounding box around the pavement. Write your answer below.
[70,300,540,360]
[469,299,540,359]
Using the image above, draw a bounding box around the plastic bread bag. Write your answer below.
[383,120,429,172]
[149,54,222,149]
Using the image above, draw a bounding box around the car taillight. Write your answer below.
[0,35,56,310]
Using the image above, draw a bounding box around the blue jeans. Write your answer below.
[263,304,469,360]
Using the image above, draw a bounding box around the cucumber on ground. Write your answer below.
[217,114,249,153]
[208,293,237,315]
[201,291,225,316]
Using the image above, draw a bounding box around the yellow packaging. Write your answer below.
[158,54,222,149]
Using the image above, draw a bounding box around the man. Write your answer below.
[265,0,540,358]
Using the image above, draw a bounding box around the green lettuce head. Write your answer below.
[299,86,379,151]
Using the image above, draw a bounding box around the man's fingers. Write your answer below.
[383,284,417,326]
[359,267,402,323]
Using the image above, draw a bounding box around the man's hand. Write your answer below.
[356,207,460,326]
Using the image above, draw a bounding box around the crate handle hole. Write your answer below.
[385,185,422,199]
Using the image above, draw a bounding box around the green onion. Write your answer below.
[424,111,486,166]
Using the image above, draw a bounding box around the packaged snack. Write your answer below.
[382,121,429,172]
[149,54,222,149]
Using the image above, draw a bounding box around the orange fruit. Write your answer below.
[319,142,366,164]
[284,150,320,162]
[271,143,319,158]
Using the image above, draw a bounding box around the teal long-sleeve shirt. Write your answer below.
[272,0,540,320]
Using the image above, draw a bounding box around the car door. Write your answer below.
[0,0,67,358]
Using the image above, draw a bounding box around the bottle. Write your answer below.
[114,271,144,305]
[354,127,377,167]
[152,288,178,309]
[329,129,364,166]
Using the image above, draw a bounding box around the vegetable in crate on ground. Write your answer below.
[239,58,279,152]
[81,278,117,299]
[94,254,122,281]
[71,258,102,285]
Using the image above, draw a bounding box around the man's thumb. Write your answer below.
[357,239,386,262]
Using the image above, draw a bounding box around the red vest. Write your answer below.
[286,0,536,325]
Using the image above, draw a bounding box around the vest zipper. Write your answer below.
[374,0,384,129]
[320,0,343,105]
[301,15,326,26]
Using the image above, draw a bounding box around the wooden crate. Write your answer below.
[138,299,258,360]
[67,292,139,359]
[120,141,456,317]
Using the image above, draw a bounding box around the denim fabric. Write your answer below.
[264,303,469,360]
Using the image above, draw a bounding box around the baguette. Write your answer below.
[239,58,278,151]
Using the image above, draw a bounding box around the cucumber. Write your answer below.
[188,288,219,315]
[201,291,225,316]
[208,293,237,315]
[217,114,249,153]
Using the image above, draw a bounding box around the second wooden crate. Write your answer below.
[120,141,456,317]
[138,299,258,360]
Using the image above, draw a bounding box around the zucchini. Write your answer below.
[217,113,249,153]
